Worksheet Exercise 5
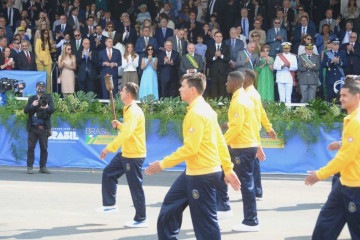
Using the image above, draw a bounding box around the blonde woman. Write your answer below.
[121,43,139,89]
[58,43,76,96]
[34,20,54,45]
[35,29,53,92]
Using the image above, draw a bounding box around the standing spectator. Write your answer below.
[158,40,180,98]
[0,17,14,42]
[343,0,359,20]
[67,7,84,31]
[249,19,266,45]
[71,30,83,56]
[273,42,298,103]
[35,20,54,45]
[298,34,319,56]
[167,28,187,56]
[298,43,321,103]
[117,18,137,46]
[250,31,263,55]
[16,40,36,70]
[3,0,21,32]
[58,43,76,96]
[54,15,72,42]
[205,31,230,98]
[121,43,139,89]
[24,0,41,24]
[222,0,240,40]
[35,29,53,93]
[24,81,54,174]
[102,21,116,40]
[322,38,347,102]
[236,7,253,41]
[184,11,202,43]
[319,8,337,32]
[236,41,260,73]
[90,25,107,51]
[0,47,15,70]
[154,18,173,52]
[139,44,158,100]
[180,42,203,75]
[99,11,118,30]
[76,38,97,93]
[81,16,96,39]
[256,45,275,102]
[10,38,21,57]
[293,15,316,55]
[98,38,122,99]
[266,19,287,58]
[342,32,360,75]
[208,14,220,32]
[135,26,158,67]
[136,4,151,26]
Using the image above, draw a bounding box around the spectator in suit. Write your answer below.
[0,17,14,42]
[76,38,97,93]
[341,32,360,75]
[281,0,295,27]
[319,9,337,32]
[334,20,354,45]
[240,0,255,21]
[322,38,347,102]
[236,41,260,73]
[154,18,173,53]
[90,25,107,51]
[35,29,53,93]
[222,0,241,40]
[99,11,118,30]
[275,9,291,39]
[249,19,266,45]
[180,42,204,75]
[3,0,21,32]
[135,26,158,67]
[67,7,84,32]
[184,11,203,44]
[71,30,83,56]
[98,38,122,99]
[10,39,21,59]
[293,16,316,55]
[116,18,137,46]
[158,40,180,98]
[16,40,36,71]
[55,15,72,42]
[206,0,226,24]
[24,0,41,24]
[225,27,245,70]
[298,43,321,103]
[81,16,96,39]
[266,19,287,58]
[167,28,187,56]
[235,7,253,41]
[205,31,230,98]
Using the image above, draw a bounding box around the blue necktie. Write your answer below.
[162,28,166,38]
[242,19,247,37]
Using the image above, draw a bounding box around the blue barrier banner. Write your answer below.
[0,120,342,174]
[0,70,47,96]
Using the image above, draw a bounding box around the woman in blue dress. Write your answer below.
[139,44,159,100]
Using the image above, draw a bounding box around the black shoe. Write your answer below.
[27,167,34,174]
[39,168,51,174]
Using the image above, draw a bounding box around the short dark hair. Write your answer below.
[124,82,139,99]
[228,71,245,85]
[181,73,206,94]
[244,69,256,84]
[343,77,360,95]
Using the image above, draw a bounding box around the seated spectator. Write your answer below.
[235,24,247,48]
[209,14,220,32]
[102,21,116,40]
[139,44,158,100]
[14,20,32,40]
[298,34,319,56]
[0,47,15,70]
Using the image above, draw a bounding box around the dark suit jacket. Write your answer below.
[116,26,137,46]
[81,24,97,38]
[224,38,245,62]
[206,43,230,76]
[206,0,226,23]
[71,38,84,56]
[24,94,55,131]
[158,50,180,96]
[154,27,174,50]
[183,20,203,43]
[179,53,204,74]
[167,36,187,56]
[341,42,360,75]
[3,7,21,31]
[15,51,37,71]
[54,24,73,41]
[135,36,158,64]
[76,48,98,82]
[322,50,347,84]
[24,1,41,23]
[98,48,122,78]
[67,14,85,31]
[293,25,316,54]
[100,18,119,30]
[89,34,107,52]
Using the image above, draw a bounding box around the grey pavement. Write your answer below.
[0,166,351,240]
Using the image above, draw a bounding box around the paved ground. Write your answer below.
[0,166,351,240]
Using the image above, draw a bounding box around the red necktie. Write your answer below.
[26,51,30,63]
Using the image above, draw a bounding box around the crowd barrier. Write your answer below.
[0,119,342,174]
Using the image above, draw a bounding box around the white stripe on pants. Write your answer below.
[277,83,293,103]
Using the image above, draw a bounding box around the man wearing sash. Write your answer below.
[236,41,260,73]
[298,43,320,103]
[322,38,347,102]
[180,43,204,75]
[273,42,298,103]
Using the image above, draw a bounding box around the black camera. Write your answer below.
[39,95,48,107]
[0,78,26,96]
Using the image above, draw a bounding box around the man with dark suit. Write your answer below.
[10,39,21,59]
[76,38,98,93]
[341,32,360,75]
[235,7,253,42]
[81,16,96,39]
[154,18,173,52]
[206,31,230,98]
[71,30,83,56]
[184,11,203,44]
[158,41,180,98]
[293,16,316,54]
[98,38,122,99]
[3,0,21,32]
[266,19,288,58]
[240,0,255,23]
[99,11,119,31]
[225,27,245,70]
[322,38,347,102]
[55,15,73,42]
[24,0,41,24]
[298,43,321,103]
[334,20,354,45]
[90,25,107,52]
[206,0,226,24]
[167,29,187,56]
[67,7,84,31]
[16,40,36,71]
[135,26,158,67]
[180,43,204,75]
[114,18,137,46]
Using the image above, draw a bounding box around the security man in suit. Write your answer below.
[322,38,347,102]
[298,43,320,102]
[341,32,360,75]
[24,81,54,174]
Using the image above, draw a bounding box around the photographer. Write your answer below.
[24,81,54,174]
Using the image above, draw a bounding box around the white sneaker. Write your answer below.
[95,205,118,213]
[217,210,233,220]
[124,220,149,228]
[256,197,263,201]
[232,223,259,232]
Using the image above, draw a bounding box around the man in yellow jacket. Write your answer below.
[145,73,240,240]
[305,78,360,239]
[224,71,260,232]
[244,69,277,200]
[98,82,148,228]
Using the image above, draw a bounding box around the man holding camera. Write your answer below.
[24,81,54,174]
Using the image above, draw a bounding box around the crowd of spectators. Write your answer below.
[1,0,359,103]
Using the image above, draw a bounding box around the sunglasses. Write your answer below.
[306,38,312,40]
[66,48,71,50]
[252,35,259,37]
[274,22,280,24]
[147,48,153,51]
[75,34,81,37]
[108,26,113,28]
[350,36,357,38]
[298,8,304,11]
